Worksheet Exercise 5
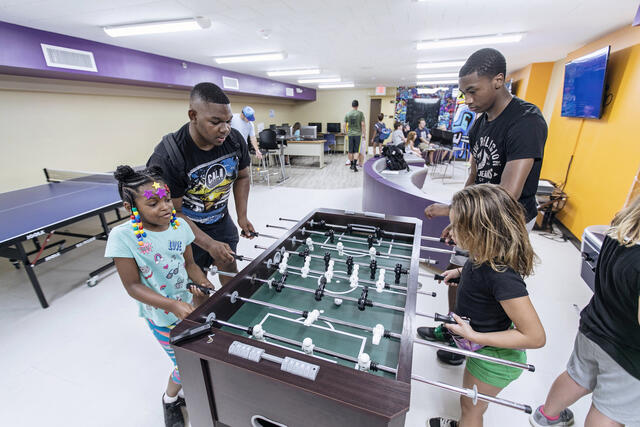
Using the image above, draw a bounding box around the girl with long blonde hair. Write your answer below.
[530,196,640,427]
[429,184,546,427]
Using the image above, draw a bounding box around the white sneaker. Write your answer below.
[345,159,351,165]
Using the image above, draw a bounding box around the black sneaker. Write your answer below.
[428,417,458,427]
[417,323,450,342]
[163,394,185,427]
[436,348,465,366]
[176,396,186,407]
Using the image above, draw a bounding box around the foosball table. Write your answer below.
[170,208,535,427]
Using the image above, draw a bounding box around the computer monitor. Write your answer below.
[281,123,289,127]
[269,124,277,131]
[300,126,317,140]
[276,126,292,138]
[308,122,322,133]
[430,129,454,147]
[326,122,341,133]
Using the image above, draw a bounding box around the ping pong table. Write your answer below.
[0,169,126,308]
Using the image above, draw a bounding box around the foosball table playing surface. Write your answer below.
[170,208,422,427]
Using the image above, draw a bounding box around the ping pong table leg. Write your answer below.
[15,241,49,309]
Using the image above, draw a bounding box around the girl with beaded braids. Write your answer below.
[105,165,214,427]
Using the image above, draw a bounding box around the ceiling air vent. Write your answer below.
[40,44,98,72]
[222,76,239,90]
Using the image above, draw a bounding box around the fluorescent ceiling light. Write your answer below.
[417,60,465,69]
[318,83,354,89]
[103,18,210,37]
[298,77,341,84]
[215,52,286,64]
[267,69,320,77]
[417,33,525,50]
[417,79,458,85]
[416,72,458,79]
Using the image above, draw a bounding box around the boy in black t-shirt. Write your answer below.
[530,197,640,427]
[418,48,548,364]
[428,184,546,427]
[148,82,256,285]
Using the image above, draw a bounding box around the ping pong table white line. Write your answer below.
[45,168,113,177]
[0,184,117,214]
[259,313,367,360]
[0,199,124,245]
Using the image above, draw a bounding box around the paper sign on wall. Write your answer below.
[285,88,294,96]
[269,109,275,118]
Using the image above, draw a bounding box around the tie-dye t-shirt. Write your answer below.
[105,221,196,326]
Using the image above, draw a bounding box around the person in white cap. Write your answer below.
[231,106,262,159]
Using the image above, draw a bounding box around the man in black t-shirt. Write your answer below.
[148,82,256,284]
[418,48,548,364]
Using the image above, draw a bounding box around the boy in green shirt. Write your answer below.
[344,99,366,171]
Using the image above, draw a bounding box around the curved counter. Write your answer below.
[362,156,452,266]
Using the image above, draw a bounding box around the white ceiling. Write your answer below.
[0,0,637,89]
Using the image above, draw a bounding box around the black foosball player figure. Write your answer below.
[315,276,327,301]
[369,259,377,279]
[325,229,335,243]
[324,252,331,270]
[394,263,407,284]
[357,286,372,310]
[346,256,354,274]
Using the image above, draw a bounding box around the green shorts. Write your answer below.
[465,347,526,389]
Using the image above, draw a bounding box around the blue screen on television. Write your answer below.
[561,46,610,119]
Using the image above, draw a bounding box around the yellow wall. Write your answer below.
[507,62,554,109]
[0,75,296,192]
[541,25,640,236]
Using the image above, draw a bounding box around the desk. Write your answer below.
[320,133,347,153]
[285,139,326,167]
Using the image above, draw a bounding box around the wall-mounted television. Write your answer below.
[561,46,610,119]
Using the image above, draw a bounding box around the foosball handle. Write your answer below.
[187,282,215,295]
[433,313,457,324]
[433,274,460,284]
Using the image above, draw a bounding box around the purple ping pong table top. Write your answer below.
[0,174,121,246]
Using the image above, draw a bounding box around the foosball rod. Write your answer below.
[210,317,398,375]
[413,337,536,372]
[277,264,407,296]
[226,292,402,340]
[254,244,409,292]
[212,269,407,313]
[411,374,532,414]
[256,242,409,282]
[279,217,453,243]
[269,224,458,256]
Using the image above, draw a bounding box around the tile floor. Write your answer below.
[1,165,595,427]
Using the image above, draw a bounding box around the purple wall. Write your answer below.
[362,157,452,267]
[0,21,316,101]
[634,5,640,26]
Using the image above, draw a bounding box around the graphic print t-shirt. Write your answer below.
[148,123,250,230]
[469,97,547,221]
[105,221,196,326]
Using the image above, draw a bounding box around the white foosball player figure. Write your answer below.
[369,246,377,261]
[305,237,314,251]
[336,242,344,256]
[357,353,371,371]
[375,268,386,293]
[252,324,266,341]
[372,324,385,345]
[278,252,290,274]
[302,337,314,354]
[303,309,323,326]
[349,265,360,288]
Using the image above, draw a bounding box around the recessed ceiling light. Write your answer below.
[267,69,320,77]
[416,72,459,79]
[416,79,458,85]
[417,60,465,69]
[214,52,286,64]
[318,83,355,89]
[103,17,210,37]
[299,77,341,84]
[417,33,525,50]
